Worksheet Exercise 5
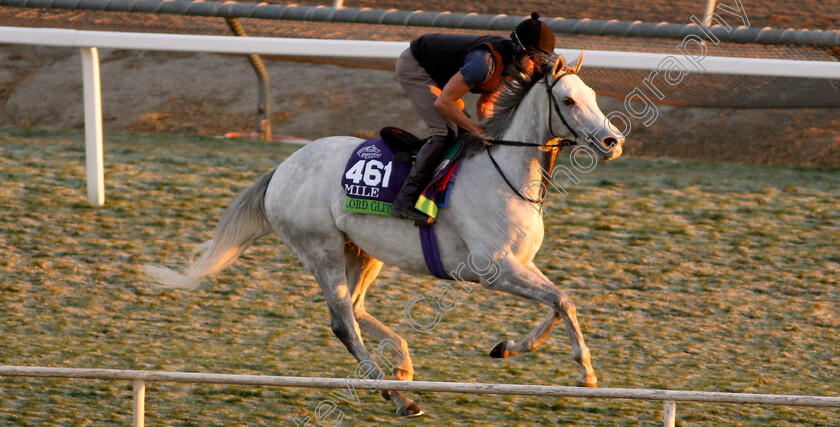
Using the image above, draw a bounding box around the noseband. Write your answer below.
[485,72,581,205]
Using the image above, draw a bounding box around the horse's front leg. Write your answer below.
[483,259,597,387]
[490,262,561,359]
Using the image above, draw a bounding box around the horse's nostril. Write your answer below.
[602,137,618,149]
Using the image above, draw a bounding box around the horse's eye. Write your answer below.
[563,97,575,106]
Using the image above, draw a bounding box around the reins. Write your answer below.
[487,138,577,148]
[485,139,574,205]
[484,72,580,206]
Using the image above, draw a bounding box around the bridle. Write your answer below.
[545,72,581,141]
[485,71,581,205]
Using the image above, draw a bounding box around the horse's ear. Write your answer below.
[571,50,585,74]
[552,55,566,80]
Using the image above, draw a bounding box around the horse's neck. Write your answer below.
[494,87,553,192]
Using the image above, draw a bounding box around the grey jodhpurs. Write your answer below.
[395,48,463,138]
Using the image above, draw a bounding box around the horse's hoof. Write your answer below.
[576,374,598,388]
[396,401,424,417]
[489,340,515,358]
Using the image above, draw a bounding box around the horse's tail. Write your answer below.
[143,168,276,290]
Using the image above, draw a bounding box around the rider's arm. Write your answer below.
[434,72,485,135]
[476,91,498,122]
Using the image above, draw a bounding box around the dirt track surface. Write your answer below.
[0,3,839,167]
[1,127,839,425]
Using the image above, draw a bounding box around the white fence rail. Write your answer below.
[1,26,839,205]
[4,27,840,78]
[1,365,839,426]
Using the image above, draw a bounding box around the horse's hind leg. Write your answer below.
[346,245,415,381]
[344,244,422,416]
[490,263,561,358]
[287,233,392,409]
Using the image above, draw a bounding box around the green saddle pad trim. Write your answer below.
[343,198,393,216]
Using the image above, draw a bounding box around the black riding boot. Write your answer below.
[390,134,451,222]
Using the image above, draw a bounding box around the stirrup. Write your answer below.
[414,216,436,227]
[390,204,434,225]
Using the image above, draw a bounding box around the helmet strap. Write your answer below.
[512,28,527,51]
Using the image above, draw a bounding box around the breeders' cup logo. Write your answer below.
[356,145,382,159]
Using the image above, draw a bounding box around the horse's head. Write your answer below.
[545,52,624,161]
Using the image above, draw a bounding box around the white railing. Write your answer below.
[1,26,839,205]
[1,365,839,426]
[4,27,839,77]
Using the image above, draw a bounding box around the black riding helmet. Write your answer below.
[510,12,556,55]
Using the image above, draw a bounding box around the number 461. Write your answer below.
[345,159,393,187]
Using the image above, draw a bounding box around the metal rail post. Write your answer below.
[703,0,718,26]
[663,400,676,427]
[133,380,145,427]
[225,18,271,141]
[79,47,104,206]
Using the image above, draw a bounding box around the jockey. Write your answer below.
[390,12,556,222]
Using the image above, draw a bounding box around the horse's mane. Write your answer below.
[461,62,553,157]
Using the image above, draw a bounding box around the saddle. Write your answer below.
[341,128,463,219]
[379,127,426,161]
[379,126,465,174]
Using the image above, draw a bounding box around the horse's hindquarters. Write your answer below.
[264,137,358,243]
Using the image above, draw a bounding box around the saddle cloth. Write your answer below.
[341,130,462,219]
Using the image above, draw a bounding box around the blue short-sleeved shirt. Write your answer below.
[459,48,496,89]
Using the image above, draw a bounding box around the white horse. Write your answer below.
[145,54,625,417]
